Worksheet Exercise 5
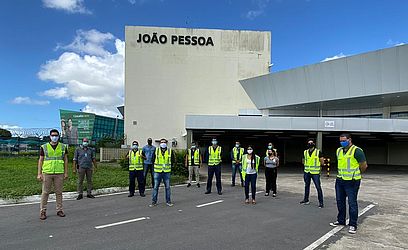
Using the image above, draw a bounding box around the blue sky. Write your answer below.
[0,0,407,130]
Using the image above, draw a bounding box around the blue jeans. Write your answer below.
[206,164,222,193]
[335,178,361,227]
[244,173,257,199]
[303,172,324,205]
[152,172,171,204]
[143,164,154,187]
[231,163,243,185]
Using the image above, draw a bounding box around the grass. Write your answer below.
[0,157,186,199]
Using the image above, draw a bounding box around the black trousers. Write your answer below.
[265,167,277,194]
[129,170,145,195]
[206,164,222,192]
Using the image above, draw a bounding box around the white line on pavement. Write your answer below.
[303,203,376,250]
[196,200,224,208]
[95,217,149,229]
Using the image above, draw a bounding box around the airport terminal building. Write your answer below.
[125,26,408,166]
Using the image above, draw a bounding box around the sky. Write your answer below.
[0,0,407,130]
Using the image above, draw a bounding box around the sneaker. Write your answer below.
[318,204,324,208]
[187,183,191,187]
[205,191,211,194]
[330,221,345,227]
[300,200,310,205]
[197,183,200,188]
[128,193,134,197]
[252,200,256,205]
[40,211,47,220]
[56,211,66,217]
[218,191,222,195]
[149,203,157,207]
[140,193,146,197]
[76,194,83,200]
[348,226,357,234]
[241,183,244,187]
[87,194,95,199]
[245,199,250,204]
[231,184,235,187]
[265,192,270,196]
[166,202,174,207]
[272,193,276,197]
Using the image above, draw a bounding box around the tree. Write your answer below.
[0,128,12,138]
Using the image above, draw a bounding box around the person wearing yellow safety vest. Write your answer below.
[185,142,202,188]
[205,138,223,195]
[241,146,260,205]
[266,142,278,157]
[126,141,145,197]
[150,138,175,207]
[231,141,244,187]
[300,138,324,208]
[37,129,68,220]
[330,133,368,234]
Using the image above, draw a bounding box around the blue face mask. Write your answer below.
[340,140,349,148]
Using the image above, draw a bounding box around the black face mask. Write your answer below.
[308,143,315,149]
[148,140,152,145]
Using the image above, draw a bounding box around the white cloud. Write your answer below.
[246,0,270,20]
[42,0,91,14]
[11,97,50,105]
[0,124,22,130]
[387,39,405,47]
[57,29,115,56]
[38,29,124,118]
[321,53,347,62]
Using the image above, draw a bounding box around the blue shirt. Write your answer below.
[142,145,156,164]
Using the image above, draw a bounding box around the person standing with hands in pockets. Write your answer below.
[185,142,202,188]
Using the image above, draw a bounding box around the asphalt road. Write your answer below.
[0,182,373,250]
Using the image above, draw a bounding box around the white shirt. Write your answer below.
[246,157,257,174]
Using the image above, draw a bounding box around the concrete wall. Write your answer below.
[125,26,271,147]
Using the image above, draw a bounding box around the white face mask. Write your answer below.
[212,140,217,145]
[132,145,138,150]
[82,142,89,147]
[247,149,253,154]
[191,145,196,149]
[50,136,59,143]
[235,144,240,148]
[160,143,167,148]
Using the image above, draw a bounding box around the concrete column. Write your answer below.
[261,109,270,117]
[383,106,391,119]
[317,131,323,151]
[186,130,193,149]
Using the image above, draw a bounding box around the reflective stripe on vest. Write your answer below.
[241,154,260,180]
[232,147,244,163]
[336,145,362,180]
[188,149,200,166]
[304,149,321,175]
[42,143,66,174]
[154,148,172,173]
[208,146,222,166]
[129,150,143,171]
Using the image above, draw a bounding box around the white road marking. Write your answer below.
[196,200,224,208]
[95,217,148,229]
[303,203,376,250]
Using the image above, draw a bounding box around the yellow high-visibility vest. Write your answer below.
[187,149,200,166]
[42,143,66,174]
[208,146,222,166]
[304,149,321,175]
[336,145,362,180]
[241,154,260,180]
[232,147,244,164]
[154,148,172,173]
[129,150,143,171]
